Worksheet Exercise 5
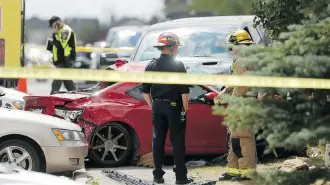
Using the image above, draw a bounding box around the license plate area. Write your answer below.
[30,108,43,114]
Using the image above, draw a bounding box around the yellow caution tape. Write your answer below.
[25,44,134,53]
[1,67,330,89]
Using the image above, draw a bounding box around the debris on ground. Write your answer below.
[186,160,207,167]
[136,152,154,168]
[85,173,100,185]
[276,158,310,172]
[102,169,217,185]
[309,146,323,159]
[209,153,228,166]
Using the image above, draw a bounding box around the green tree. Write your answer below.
[212,0,330,184]
[190,0,256,16]
[252,0,330,39]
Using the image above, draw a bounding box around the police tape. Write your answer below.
[24,44,134,53]
[1,67,330,89]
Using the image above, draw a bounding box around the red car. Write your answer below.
[24,82,227,167]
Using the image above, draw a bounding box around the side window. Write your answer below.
[189,85,209,102]
[244,25,261,44]
[126,85,146,101]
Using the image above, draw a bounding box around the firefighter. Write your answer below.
[219,30,257,181]
[141,32,192,184]
[47,16,76,94]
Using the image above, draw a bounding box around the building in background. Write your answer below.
[25,17,51,45]
[164,0,216,20]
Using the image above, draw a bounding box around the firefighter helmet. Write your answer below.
[154,32,183,48]
[226,30,254,45]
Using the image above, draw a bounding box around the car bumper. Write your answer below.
[42,141,88,173]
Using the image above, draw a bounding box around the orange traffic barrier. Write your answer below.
[17,78,27,93]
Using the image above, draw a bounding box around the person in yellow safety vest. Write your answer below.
[219,30,257,182]
[47,16,76,94]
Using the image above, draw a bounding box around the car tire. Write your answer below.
[89,122,133,167]
[0,139,42,171]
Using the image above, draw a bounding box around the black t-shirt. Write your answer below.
[141,54,190,102]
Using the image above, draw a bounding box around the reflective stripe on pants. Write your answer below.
[226,167,240,176]
[226,167,256,176]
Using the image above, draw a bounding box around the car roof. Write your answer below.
[109,25,149,32]
[148,16,255,30]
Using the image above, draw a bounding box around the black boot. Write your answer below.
[153,177,165,184]
[173,167,192,184]
[231,176,251,181]
[175,177,193,185]
[219,173,238,181]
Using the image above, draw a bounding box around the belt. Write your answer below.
[153,98,176,102]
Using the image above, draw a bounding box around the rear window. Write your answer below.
[91,82,119,96]
[125,85,145,101]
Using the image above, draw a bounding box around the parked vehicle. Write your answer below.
[98,25,149,68]
[0,163,80,185]
[0,87,26,110]
[24,80,229,167]
[0,108,88,173]
[72,52,92,69]
[107,16,270,74]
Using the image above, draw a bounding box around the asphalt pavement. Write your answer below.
[27,79,94,95]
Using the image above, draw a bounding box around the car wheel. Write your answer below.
[0,139,42,171]
[89,122,133,167]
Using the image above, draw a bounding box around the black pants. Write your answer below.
[51,62,76,94]
[152,100,187,179]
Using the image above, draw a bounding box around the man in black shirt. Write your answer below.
[141,32,191,184]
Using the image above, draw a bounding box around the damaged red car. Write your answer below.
[23,82,227,167]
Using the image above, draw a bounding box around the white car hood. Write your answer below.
[0,170,79,185]
[0,109,81,131]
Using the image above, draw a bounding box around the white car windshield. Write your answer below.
[106,30,143,48]
[133,27,232,61]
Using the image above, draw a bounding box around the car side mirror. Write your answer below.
[115,59,127,68]
[100,52,119,66]
[204,92,218,101]
[101,52,118,59]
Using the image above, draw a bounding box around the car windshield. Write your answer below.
[133,27,232,61]
[106,30,143,48]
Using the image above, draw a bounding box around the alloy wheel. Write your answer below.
[91,125,129,163]
[0,146,33,170]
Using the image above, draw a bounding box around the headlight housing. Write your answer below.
[52,129,84,141]
[12,101,24,110]
[54,109,82,121]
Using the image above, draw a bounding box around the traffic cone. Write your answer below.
[17,78,27,93]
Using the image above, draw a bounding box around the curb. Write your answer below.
[73,168,88,184]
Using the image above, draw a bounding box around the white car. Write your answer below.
[0,108,88,173]
[0,87,27,110]
[0,163,80,185]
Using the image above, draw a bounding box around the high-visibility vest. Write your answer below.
[52,24,76,62]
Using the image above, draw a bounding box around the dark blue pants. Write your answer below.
[50,62,76,94]
[151,100,187,180]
